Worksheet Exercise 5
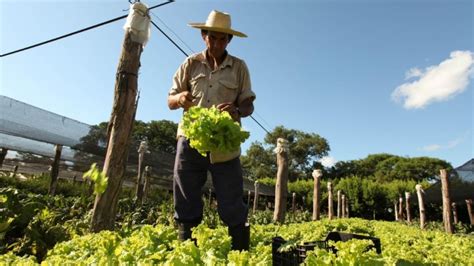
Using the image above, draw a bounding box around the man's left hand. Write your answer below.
[216,102,240,121]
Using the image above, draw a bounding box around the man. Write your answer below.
[167,10,256,251]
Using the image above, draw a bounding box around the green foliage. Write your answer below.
[82,163,108,195]
[182,106,250,156]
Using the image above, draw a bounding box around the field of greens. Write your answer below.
[2,217,473,265]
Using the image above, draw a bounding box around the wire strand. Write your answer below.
[150,20,189,57]
[149,11,195,54]
[0,0,174,58]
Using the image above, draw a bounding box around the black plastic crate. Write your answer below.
[272,232,382,265]
[272,236,327,266]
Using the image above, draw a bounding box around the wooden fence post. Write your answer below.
[341,194,346,218]
[142,166,151,204]
[0,148,8,168]
[253,181,259,214]
[11,165,18,177]
[312,169,322,221]
[91,2,149,232]
[273,138,289,223]
[466,199,474,225]
[49,144,63,195]
[345,196,350,218]
[394,201,399,221]
[451,202,458,224]
[337,190,341,219]
[440,169,454,234]
[327,182,334,220]
[405,192,411,223]
[135,141,148,204]
[398,195,404,221]
[415,184,426,229]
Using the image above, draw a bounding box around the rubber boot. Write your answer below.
[228,223,250,251]
[178,222,199,241]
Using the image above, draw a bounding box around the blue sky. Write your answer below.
[1,0,472,168]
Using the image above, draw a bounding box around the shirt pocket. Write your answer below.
[218,79,239,103]
[189,73,206,99]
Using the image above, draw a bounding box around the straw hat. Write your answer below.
[188,10,247,38]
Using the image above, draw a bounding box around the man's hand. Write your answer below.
[216,102,240,121]
[169,91,195,110]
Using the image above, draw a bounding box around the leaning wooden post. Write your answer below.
[440,169,454,234]
[11,165,18,177]
[451,202,458,224]
[327,182,334,220]
[135,141,148,204]
[341,194,346,218]
[394,201,399,221]
[466,199,474,225]
[253,181,259,214]
[337,190,342,218]
[142,166,151,204]
[292,192,296,214]
[49,144,63,195]
[91,2,150,232]
[398,195,404,221]
[415,184,426,229]
[273,138,289,223]
[0,148,8,168]
[405,192,412,223]
[312,169,322,221]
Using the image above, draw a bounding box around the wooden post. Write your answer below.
[394,201,399,221]
[253,181,259,214]
[273,138,289,223]
[466,199,474,225]
[0,148,8,168]
[415,184,426,229]
[49,144,63,195]
[440,169,454,234]
[292,192,296,214]
[345,196,350,218]
[247,190,251,206]
[91,2,149,232]
[142,166,151,204]
[327,182,334,220]
[11,165,18,177]
[337,190,342,218]
[405,192,411,223]
[451,202,458,224]
[341,194,346,218]
[135,141,148,204]
[398,195,404,221]
[312,169,322,221]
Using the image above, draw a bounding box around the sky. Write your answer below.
[1,0,473,168]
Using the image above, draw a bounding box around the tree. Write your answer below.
[241,126,330,181]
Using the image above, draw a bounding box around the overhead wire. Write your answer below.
[0,0,174,58]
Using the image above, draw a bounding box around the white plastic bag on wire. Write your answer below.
[123,2,151,46]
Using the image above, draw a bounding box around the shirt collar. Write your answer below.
[195,50,233,69]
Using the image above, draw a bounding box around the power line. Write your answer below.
[149,11,195,54]
[0,0,174,58]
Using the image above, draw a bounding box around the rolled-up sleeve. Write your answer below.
[237,61,256,105]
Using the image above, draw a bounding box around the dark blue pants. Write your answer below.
[173,137,248,227]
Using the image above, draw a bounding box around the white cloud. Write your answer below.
[405,67,423,79]
[392,50,474,109]
[420,131,470,152]
[421,144,442,152]
[320,156,337,168]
